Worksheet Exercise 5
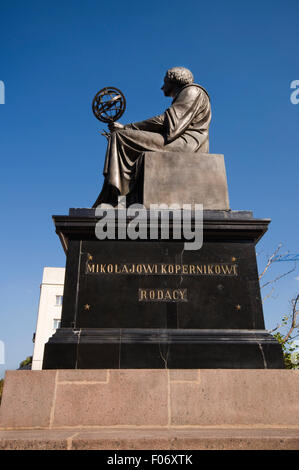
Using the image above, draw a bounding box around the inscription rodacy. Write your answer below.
[138,288,188,302]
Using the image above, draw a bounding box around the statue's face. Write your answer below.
[161,78,176,97]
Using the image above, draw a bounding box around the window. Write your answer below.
[55,295,63,306]
[53,319,61,330]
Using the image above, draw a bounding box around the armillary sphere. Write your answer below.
[92,86,126,123]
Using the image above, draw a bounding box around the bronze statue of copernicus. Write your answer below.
[94,67,211,206]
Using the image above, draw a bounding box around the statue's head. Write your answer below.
[162,67,194,97]
[165,67,194,86]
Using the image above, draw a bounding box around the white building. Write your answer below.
[32,267,65,370]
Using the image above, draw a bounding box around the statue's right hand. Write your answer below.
[108,122,124,132]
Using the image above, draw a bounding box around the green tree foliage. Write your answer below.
[270,294,299,369]
[273,332,299,369]
[259,245,299,369]
[0,356,33,405]
[19,356,32,369]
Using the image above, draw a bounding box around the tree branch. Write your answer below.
[260,264,296,289]
[282,294,299,344]
[262,287,275,303]
[259,243,283,280]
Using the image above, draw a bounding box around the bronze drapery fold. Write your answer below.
[95,84,211,206]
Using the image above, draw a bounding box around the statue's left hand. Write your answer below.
[108,122,124,132]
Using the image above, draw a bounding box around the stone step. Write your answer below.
[0,427,298,450]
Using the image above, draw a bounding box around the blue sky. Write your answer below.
[0,0,298,376]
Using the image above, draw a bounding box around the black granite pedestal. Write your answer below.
[42,209,284,369]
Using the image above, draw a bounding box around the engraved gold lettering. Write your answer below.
[179,289,186,300]
[87,263,95,273]
[141,264,155,274]
[136,264,143,274]
[87,261,238,277]
[106,264,112,273]
[215,265,221,274]
[130,264,135,273]
[165,290,172,300]
[173,290,179,300]
[139,289,147,300]
[138,288,188,302]
[157,290,163,300]
[149,290,155,300]
[175,264,181,274]
[115,264,121,274]
[221,265,232,275]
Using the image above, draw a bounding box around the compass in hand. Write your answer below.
[92,87,126,123]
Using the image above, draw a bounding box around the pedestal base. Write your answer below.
[43,328,284,369]
[43,209,284,369]
[1,369,298,428]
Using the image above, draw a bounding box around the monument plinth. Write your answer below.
[1,67,293,450]
[42,205,284,369]
[42,66,284,369]
[0,67,298,450]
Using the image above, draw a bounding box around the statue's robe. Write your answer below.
[96,84,211,205]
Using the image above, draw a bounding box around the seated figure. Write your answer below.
[94,67,211,206]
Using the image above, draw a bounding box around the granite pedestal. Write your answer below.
[0,369,298,450]
[42,209,284,369]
